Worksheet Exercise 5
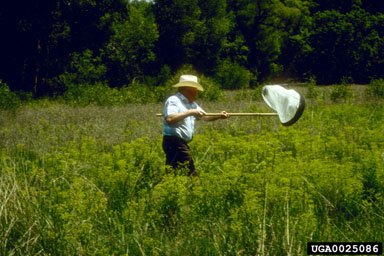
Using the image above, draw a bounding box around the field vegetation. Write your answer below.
[0,84,383,255]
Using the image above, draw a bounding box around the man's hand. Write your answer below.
[201,110,230,121]
[189,109,206,118]
[220,111,230,119]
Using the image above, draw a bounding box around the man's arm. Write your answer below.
[201,111,230,121]
[165,109,206,125]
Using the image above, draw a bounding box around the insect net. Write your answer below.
[262,85,305,126]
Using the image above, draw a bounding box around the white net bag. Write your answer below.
[262,85,305,126]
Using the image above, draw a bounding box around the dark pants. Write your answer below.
[162,135,197,176]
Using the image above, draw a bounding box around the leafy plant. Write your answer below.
[306,76,319,100]
[214,59,250,90]
[367,78,384,99]
[0,80,21,110]
[330,82,352,102]
[198,75,223,101]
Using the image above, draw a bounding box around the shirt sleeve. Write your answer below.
[164,96,180,117]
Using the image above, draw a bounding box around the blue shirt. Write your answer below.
[163,92,204,142]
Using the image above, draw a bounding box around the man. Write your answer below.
[162,75,230,176]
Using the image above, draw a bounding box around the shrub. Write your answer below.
[60,49,107,87]
[215,60,250,90]
[306,76,319,100]
[61,81,172,106]
[141,65,173,87]
[58,49,174,105]
[57,49,111,106]
[0,80,21,110]
[62,82,123,106]
[330,83,352,102]
[120,83,171,104]
[198,75,223,101]
[367,78,384,99]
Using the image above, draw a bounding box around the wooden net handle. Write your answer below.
[155,113,278,117]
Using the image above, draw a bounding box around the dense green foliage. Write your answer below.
[298,7,384,84]
[1,0,383,97]
[367,78,384,99]
[1,86,383,255]
[0,80,21,110]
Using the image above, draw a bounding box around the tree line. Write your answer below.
[1,0,383,97]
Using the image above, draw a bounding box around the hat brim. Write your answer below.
[173,81,204,92]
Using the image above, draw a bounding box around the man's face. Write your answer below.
[181,87,198,102]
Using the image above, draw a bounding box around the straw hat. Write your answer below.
[173,75,204,92]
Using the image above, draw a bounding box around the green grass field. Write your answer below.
[1,85,383,255]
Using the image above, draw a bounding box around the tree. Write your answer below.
[0,0,71,95]
[0,0,127,96]
[297,6,384,84]
[153,0,201,70]
[362,0,384,14]
[225,0,311,82]
[189,0,231,73]
[103,2,159,86]
[310,0,362,13]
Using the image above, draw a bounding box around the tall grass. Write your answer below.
[0,85,383,255]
